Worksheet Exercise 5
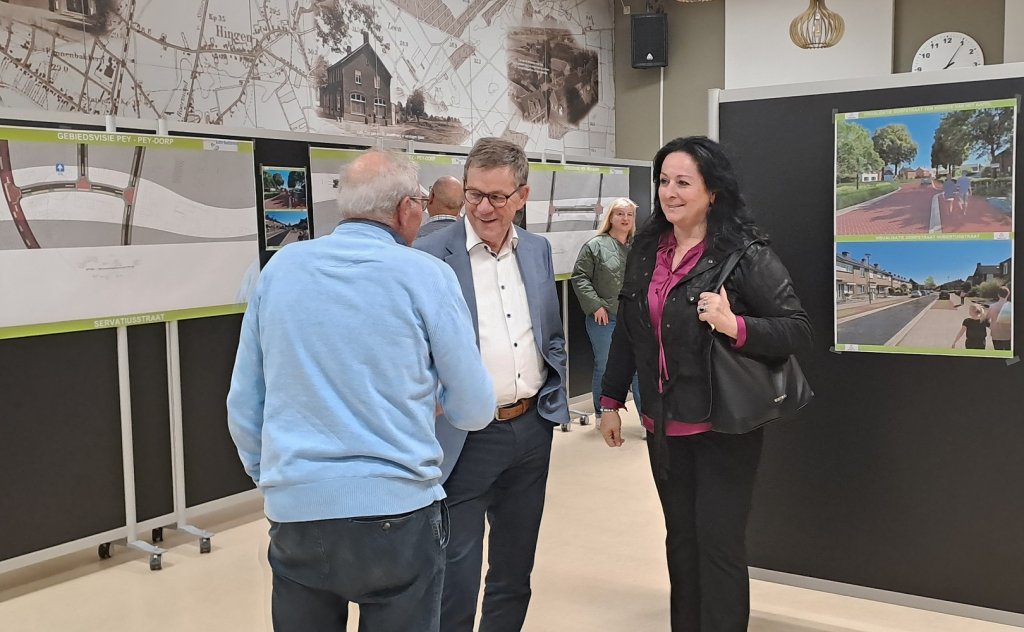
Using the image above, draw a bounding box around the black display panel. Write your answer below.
[128,324,174,522]
[178,315,255,507]
[720,78,1022,614]
[0,329,126,560]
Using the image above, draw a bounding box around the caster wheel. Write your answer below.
[199,537,212,554]
[578,415,590,426]
[98,543,112,560]
[560,423,570,432]
[149,554,162,571]
[152,527,164,543]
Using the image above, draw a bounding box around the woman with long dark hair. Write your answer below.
[598,136,812,631]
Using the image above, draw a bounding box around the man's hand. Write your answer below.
[593,307,610,326]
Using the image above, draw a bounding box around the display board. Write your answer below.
[0,126,258,339]
[261,165,310,250]
[720,75,1023,616]
[525,163,630,275]
[309,147,465,238]
[834,99,1015,357]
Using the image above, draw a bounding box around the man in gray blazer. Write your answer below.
[415,137,569,632]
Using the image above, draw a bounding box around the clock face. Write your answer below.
[913,32,984,72]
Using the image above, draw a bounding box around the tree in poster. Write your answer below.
[406,89,426,122]
[965,107,1014,164]
[837,120,883,189]
[872,124,918,177]
[312,1,384,54]
[930,128,968,177]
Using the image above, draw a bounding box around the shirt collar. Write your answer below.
[335,218,404,245]
[464,216,518,256]
[425,214,458,225]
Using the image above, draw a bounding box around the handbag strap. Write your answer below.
[712,240,762,292]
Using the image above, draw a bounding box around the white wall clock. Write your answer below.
[913,32,984,72]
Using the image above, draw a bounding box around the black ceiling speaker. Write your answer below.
[631,13,668,69]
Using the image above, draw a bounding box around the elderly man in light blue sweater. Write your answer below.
[227,150,496,632]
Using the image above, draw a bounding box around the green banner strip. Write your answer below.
[834,343,1013,358]
[0,125,252,152]
[0,304,248,340]
[555,273,572,282]
[309,147,463,166]
[529,163,627,176]
[836,98,1017,122]
[836,233,1013,242]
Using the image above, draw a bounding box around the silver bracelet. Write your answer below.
[599,407,621,414]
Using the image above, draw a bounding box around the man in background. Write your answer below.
[227,150,496,632]
[416,137,569,632]
[417,175,464,238]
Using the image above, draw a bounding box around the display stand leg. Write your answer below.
[162,320,214,554]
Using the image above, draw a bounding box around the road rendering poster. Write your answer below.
[0,126,258,339]
[261,166,310,250]
[309,148,465,238]
[525,163,630,276]
[833,99,1015,358]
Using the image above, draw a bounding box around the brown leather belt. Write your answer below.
[494,396,537,422]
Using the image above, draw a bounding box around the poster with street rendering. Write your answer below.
[0,0,616,157]
[0,126,258,339]
[833,100,1015,357]
[525,162,629,276]
[261,166,310,250]
[309,147,464,237]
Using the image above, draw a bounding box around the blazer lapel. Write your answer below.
[443,222,479,343]
[515,236,546,354]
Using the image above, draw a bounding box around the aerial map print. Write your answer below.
[0,0,616,156]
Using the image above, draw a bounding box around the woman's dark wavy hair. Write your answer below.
[639,136,767,250]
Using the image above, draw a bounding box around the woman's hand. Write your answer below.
[593,307,610,326]
[599,409,624,447]
[697,287,739,338]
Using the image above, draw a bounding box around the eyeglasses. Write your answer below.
[409,196,429,211]
[463,185,524,208]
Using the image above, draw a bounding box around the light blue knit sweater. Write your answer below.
[227,221,495,522]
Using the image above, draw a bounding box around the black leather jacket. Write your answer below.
[602,232,812,431]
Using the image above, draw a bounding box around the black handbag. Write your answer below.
[708,242,813,434]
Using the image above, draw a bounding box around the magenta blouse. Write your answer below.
[601,232,747,436]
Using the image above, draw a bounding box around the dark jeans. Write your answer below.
[268,501,447,632]
[441,408,553,632]
[585,315,641,415]
[647,429,764,632]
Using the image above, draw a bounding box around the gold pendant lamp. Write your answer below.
[789,0,845,49]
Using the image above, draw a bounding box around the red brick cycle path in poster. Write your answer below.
[836,183,1011,235]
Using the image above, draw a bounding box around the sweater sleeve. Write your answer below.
[570,241,606,316]
[426,265,497,431]
[226,293,266,485]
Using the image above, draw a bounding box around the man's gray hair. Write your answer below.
[464,137,529,187]
[336,150,420,222]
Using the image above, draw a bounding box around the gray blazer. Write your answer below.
[415,220,569,480]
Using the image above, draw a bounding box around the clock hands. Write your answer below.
[943,42,964,69]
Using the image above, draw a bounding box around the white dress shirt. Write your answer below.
[464,217,547,406]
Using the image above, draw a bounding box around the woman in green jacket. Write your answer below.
[571,198,642,426]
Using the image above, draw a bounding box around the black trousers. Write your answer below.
[647,429,764,632]
[440,408,554,632]
[268,502,446,632]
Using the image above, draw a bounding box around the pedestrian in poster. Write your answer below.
[988,285,1012,351]
[942,175,961,214]
[957,171,972,214]
[952,302,989,349]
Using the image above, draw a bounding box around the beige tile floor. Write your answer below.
[1,408,1020,631]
